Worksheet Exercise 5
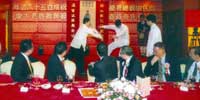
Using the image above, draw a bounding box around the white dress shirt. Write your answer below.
[102,24,129,45]
[57,55,64,62]
[71,24,102,51]
[187,61,200,82]
[122,56,132,78]
[160,54,168,82]
[146,23,162,57]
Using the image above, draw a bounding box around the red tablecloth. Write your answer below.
[147,83,200,100]
[0,75,200,100]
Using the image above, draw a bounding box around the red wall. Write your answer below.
[11,0,163,65]
[12,0,68,63]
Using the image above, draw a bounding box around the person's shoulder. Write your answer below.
[131,56,141,63]
[103,56,116,61]
[14,53,24,60]
[147,55,155,60]
[48,54,58,61]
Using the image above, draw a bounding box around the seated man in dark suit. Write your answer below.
[185,46,200,82]
[144,42,181,82]
[89,42,118,82]
[119,46,144,81]
[11,39,34,82]
[47,42,68,82]
[178,47,194,81]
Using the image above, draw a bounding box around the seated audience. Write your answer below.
[186,46,200,82]
[1,52,12,63]
[89,42,118,82]
[178,47,194,81]
[144,42,181,82]
[119,46,144,81]
[11,39,34,82]
[47,42,68,82]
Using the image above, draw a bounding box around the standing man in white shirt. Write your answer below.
[100,19,130,56]
[146,14,162,57]
[67,17,103,76]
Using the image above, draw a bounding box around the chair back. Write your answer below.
[31,61,46,79]
[0,61,13,75]
[64,60,76,80]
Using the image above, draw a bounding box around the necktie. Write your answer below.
[193,63,198,77]
[123,64,128,78]
[27,60,33,74]
[124,66,128,77]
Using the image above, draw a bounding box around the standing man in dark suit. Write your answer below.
[89,42,118,82]
[119,46,144,81]
[11,39,34,82]
[144,42,181,82]
[47,42,68,82]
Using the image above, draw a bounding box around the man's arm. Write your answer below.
[86,27,103,40]
[100,25,115,30]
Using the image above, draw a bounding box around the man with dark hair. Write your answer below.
[89,42,118,82]
[67,17,103,76]
[144,42,180,82]
[11,39,34,82]
[47,42,68,82]
[186,46,200,82]
[146,14,162,57]
[119,46,144,81]
[100,19,129,55]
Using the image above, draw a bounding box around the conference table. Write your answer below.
[0,74,200,100]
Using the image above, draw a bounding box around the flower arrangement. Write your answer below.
[97,79,142,100]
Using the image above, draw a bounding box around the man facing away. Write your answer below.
[11,39,34,82]
[89,42,118,82]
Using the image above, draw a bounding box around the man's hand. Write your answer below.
[151,56,160,65]
[99,26,104,29]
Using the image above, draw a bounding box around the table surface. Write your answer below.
[0,74,200,100]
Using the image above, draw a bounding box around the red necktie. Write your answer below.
[124,66,128,77]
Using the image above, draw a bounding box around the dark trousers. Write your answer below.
[66,46,85,74]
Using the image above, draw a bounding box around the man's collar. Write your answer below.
[126,55,133,66]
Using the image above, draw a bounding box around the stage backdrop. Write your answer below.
[11,0,162,67]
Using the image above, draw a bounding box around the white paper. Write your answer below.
[180,86,189,92]
[62,87,70,93]
[20,86,29,92]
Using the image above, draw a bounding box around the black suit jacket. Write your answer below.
[47,54,68,82]
[120,56,144,81]
[178,57,194,80]
[144,55,181,81]
[11,53,33,82]
[89,56,118,82]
